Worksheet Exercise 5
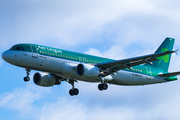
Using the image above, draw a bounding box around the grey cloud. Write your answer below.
[0,85,51,119]
[0,77,180,120]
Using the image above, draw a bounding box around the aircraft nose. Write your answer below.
[2,51,10,62]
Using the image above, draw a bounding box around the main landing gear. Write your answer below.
[98,83,108,91]
[98,77,108,91]
[68,79,79,96]
[24,67,31,82]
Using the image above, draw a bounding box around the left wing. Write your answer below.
[96,51,175,76]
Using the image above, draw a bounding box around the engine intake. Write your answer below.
[77,64,85,76]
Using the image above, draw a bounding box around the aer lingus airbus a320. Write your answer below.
[2,37,180,96]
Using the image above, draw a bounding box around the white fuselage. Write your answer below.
[2,50,167,86]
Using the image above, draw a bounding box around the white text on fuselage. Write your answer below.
[37,46,62,54]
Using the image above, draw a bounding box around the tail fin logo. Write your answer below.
[157,48,170,63]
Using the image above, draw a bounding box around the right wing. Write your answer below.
[96,51,175,76]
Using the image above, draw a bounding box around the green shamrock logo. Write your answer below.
[157,48,170,63]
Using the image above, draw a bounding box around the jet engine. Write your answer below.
[76,63,100,78]
[33,72,56,87]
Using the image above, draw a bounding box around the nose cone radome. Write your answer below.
[2,51,10,62]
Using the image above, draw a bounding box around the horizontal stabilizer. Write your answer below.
[158,71,180,77]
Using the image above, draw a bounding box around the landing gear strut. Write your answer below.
[24,67,31,82]
[68,79,79,96]
[98,77,108,91]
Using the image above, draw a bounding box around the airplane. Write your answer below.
[2,37,180,96]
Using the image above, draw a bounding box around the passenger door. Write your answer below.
[145,67,152,80]
[30,45,38,58]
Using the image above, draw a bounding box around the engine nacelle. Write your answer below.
[33,72,56,87]
[60,63,78,77]
[77,63,100,78]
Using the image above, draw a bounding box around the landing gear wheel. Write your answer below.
[73,88,79,95]
[69,88,79,96]
[98,84,103,91]
[98,83,108,91]
[102,83,108,90]
[24,77,30,82]
[69,89,74,96]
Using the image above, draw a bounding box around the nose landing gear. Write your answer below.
[24,67,31,82]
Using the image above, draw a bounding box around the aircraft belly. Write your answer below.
[111,70,165,85]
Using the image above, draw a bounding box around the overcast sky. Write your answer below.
[1,0,180,120]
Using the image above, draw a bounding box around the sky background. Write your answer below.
[1,0,180,120]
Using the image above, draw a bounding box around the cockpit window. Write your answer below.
[21,47,24,51]
[10,46,24,51]
[16,47,21,50]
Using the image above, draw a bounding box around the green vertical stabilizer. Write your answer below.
[152,37,175,72]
